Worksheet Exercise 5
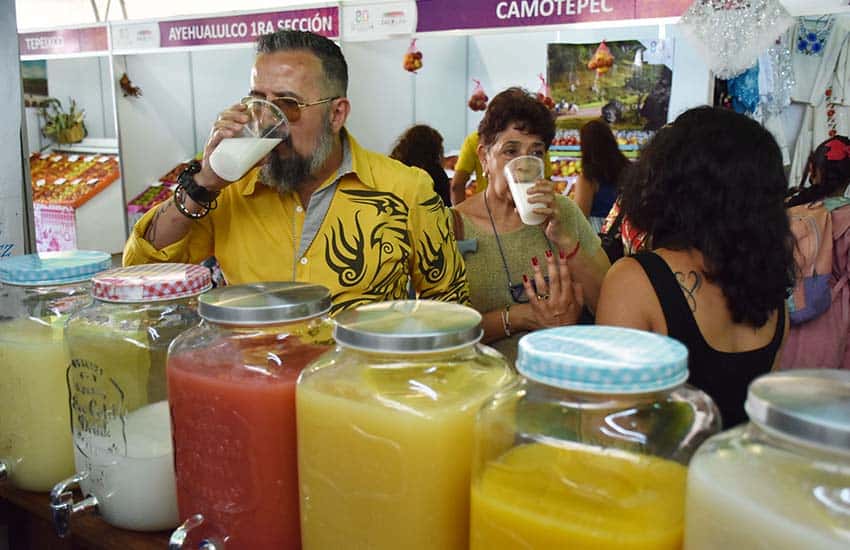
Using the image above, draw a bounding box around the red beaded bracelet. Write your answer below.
[564,241,581,260]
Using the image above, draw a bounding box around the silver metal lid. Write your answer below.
[198,282,331,325]
[745,369,850,452]
[333,300,483,353]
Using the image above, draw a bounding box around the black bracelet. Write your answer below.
[177,160,220,207]
[173,184,212,219]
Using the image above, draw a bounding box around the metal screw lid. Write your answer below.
[745,369,850,453]
[198,282,331,325]
[332,300,483,353]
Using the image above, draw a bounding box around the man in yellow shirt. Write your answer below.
[450,130,553,205]
[124,30,468,313]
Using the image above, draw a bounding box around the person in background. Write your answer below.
[451,131,487,205]
[123,30,468,313]
[574,119,627,232]
[782,135,850,370]
[390,124,451,207]
[451,130,554,206]
[596,107,795,427]
[452,87,610,363]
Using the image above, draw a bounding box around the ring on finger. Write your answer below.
[537,293,550,301]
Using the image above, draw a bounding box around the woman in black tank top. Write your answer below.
[595,107,796,427]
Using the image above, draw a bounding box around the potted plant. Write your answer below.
[38,97,87,144]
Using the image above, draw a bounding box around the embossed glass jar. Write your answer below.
[52,263,210,535]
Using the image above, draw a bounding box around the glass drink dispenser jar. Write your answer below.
[0,250,111,491]
[51,263,211,535]
[685,369,850,549]
[470,326,720,550]
[296,300,514,550]
[167,283,334,550]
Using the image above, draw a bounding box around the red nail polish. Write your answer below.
[531,257,539,266]
[559,249,565,259]
[545,250,553,258]
[523,274,528,283]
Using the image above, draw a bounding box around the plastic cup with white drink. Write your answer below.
[505,155,546,225]
[208,98,290,182]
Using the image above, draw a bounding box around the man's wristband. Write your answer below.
[177,160,219,206]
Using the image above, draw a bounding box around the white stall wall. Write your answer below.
[412,36,468,154]
[115,52,196,200]
[46,56,116,138]
[190,47,255,153]
[344,37,416,155]
[1,0,28,257]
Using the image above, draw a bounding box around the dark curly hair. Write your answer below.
[390,125,444,169]
[786,135,850,207]
[478,87,555,148]
[580,119,629,186]
[619,106,795,327]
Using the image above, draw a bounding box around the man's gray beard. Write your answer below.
[261,112,335,194]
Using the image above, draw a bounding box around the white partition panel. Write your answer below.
[115,52,196,200]
[412,35,469,153]
[190,47,256,154]
[47,57,115,138]
[344,37,415,154]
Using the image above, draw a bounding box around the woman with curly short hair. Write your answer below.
[596,106,796,427]
[452,87,610,363]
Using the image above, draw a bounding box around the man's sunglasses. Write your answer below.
[243,95,339,123]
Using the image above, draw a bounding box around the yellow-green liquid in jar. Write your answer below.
[0,318,75,491]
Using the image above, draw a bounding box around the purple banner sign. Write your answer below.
[415,0,691,33]
[159,7,339,48]
[19,26,108,56]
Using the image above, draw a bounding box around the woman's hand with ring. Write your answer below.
[523,248,584,329]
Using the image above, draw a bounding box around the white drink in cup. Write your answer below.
[505,155,546,225]
[209,98,289,182]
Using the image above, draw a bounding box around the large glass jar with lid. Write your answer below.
[685,369,850,550]
[167,282,334,550]
[50,263,211,536]
[296,300,515,550]
[471,325,721,550]
[0,250,111,491]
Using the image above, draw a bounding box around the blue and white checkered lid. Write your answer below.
[516,325,689,394]
[0,250,111,286]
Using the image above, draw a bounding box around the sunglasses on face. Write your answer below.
[508,276,549,304]
[243,95,339,123]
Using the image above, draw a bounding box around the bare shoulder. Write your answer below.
[595,256,657,331]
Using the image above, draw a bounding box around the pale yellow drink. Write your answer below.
[0,318,75,491]
[297,362,511,550]
[470,442,688,550]
[685,444,850,549]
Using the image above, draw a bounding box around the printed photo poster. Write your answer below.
[21,59,48,107]
[547,40,674,131]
